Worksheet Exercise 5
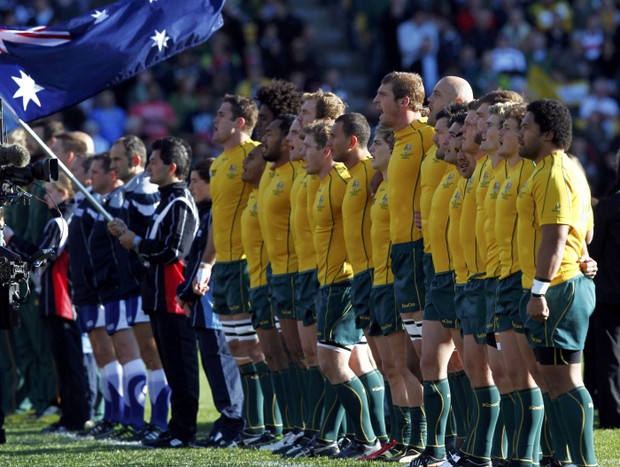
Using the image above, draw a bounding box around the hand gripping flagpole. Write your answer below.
[3,101,114,222]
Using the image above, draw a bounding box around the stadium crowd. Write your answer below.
[0,0,619,197]
[0,1,618,466]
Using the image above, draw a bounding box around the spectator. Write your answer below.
[88,91,127,147]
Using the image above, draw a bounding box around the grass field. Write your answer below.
[1,369,620,466]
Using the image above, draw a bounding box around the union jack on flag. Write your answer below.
[0,0,225,122]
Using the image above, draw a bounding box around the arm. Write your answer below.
[527,224,569,322]
[193,222,215,294]
[124,201,196,264]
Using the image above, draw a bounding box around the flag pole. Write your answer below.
[2,102,113,222]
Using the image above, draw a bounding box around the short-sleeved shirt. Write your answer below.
[483,159,508,278]
[448,177,469,284]
[388,119,435,245]
[371,181,394,286]
[496,159,536,280]
[460,156,491,279]
[241,189,268,288]
[291,170,317,273]
[342,157,375,275]
[429,165,459,274]
[259,161,299,275]
[420,145,448,254]
[516,151,593,289]
[312,164,353,286]
[210,140,260,262]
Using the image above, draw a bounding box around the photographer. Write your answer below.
[4,174,89,433]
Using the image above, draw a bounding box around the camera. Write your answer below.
[0,143,58,329]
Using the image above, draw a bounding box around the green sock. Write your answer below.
[334,377,376,444]
[289,364,305,431]
[304,366,325,435]
[467,385,500,465]
[318,379,345,443]
[513,387,544,466]
[555,387,597,467]
[448,371,469,444]
[393,405,412,446]
[384,381,395,440]
[540,393,553,458]
[255,360,282,436]
[238,362,264,434]
[423,378,451,459]
[542,392,570,462]
[271,370,292,432]
[359,369,388,443]
[491,409,506,460]
[500,393,516,460]
[446,405,457,452]
[409,405,426,453]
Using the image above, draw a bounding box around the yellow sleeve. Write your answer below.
[429,166,459,274]
[342,158,375,274]
[420,145,448,253]
[241,190,268,288]
[370,182,394,286]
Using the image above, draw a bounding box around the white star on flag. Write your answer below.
[150,29,170,52]
[149,0,158,3]
[91,10,109,24]
[12,70,44,111]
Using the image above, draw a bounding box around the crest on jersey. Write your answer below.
[273,180,284,196]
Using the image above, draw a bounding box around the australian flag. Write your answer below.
[0,0,225,122]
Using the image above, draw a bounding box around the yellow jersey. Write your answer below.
[448,177,469,284]
[482,159,508,278]
[259,161,299,275]
[460,156,491,279]
[210,140,260,262]
[370,181,393,286]
[388,119,435,245]
[312,164,354,286]
[420,145,448,253]
[429,165,459,274]
[342,157,376,274]
[241,189,268,288]
[290,164,315,272]
[496,159,536,280]
[516,151,592,288]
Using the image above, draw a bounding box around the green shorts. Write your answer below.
[390,240,426,313]
[295,269,318,326]
[352,269,373,330]
[484,277,499,335]
[212,260,250,315]
[369,284,404,337]
[462,279,487,344]
[425,271,457,329]
[525,275,595,350]
[453,284,467,333]
[495,272,522,333]
[423,253,435,294]
[249,285,274,329]
[269,272,296,320]
[516,289,529,334]
[316,281,362,347]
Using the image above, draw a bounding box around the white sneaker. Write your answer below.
[259,431,296,451]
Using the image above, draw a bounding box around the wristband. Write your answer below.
[199,262,212,269]
[133,235,142,250]
[196,263,211,285]
[531,278,550,296]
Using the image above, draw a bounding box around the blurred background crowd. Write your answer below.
[0,0,619,198]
